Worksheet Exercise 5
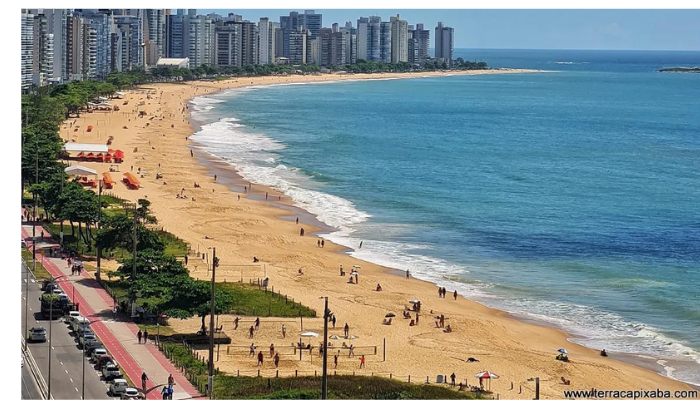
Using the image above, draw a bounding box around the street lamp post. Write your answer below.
[23,262,29,351]
[527,377,540,400]
[319,296,329,400]
[47,298,54,399]
[208,247,217,399]
[96,179,102,280]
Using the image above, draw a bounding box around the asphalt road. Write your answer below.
[22,358,43,400]
[21,262,111,400]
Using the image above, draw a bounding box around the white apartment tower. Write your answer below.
[257,17,275,64]
[390,14,408,63]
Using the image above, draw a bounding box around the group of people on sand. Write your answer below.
[438,286,458,300]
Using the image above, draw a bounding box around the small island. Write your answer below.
[658,67,700,73]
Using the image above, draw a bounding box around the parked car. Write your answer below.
[102,363,123,381]
[95,355,114,370]
[108,379,128,396]
[90,348,108,362]
[79,332,96,347]
[28,327,47,342]
[82,339,100,352]
[71,316,90,332]
[120,387,140,400]
[66,311,81,324]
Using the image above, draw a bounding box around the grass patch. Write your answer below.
[22,248,53,280]
[217,282,316,318]
[161,343,481,399]
[156,230,188,258]
[103,280,315,321]
[44,222,97,256]
[137,323,177,337]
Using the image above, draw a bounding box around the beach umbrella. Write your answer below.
[349,335,357,340]
[329,335,340,341]
[409,299,420,304]
[558,349,568,354]
[475,371,500,390]
[385,313,396,318]
[300,331,319,338]
[353,265,361,269]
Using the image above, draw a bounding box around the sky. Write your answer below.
[198,9,700,51]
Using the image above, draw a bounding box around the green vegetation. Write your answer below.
[161,342,480,399]
[218,282,315,317]
[22,248,53,280]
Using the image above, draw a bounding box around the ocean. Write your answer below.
[189,49,700,385]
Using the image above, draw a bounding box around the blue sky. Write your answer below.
[198,9,700,51]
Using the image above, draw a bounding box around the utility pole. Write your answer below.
[32,144,38,271]
[321,296,329,400]
[96,179,102,280]
[208,247,217,399]
[125,203,138,317]
[23,262,29,351]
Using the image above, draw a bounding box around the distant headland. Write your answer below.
[658,67,700,73]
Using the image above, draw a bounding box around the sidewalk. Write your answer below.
[22,222,201,400]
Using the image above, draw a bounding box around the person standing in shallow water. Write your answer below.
[321,239,325,248]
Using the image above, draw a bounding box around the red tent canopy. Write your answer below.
[114,150,124,158]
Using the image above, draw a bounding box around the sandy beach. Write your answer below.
[62,69,696,398]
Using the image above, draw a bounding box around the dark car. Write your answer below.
[83,339,101,353]
[96,355,115,370]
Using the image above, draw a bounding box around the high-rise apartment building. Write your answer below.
[312,28,345,66]
[214,21,257,68]
[166,13,215,67]
[78,11,113,79]
[357,16,381,61]
[280,10,321,58]
[145,9,166,65]
[298,10,321,39]
[21,11,34,91]
[274,24,284,59]
[380,21,392,63]
[113,14,144,69]
[257,17,275,64]
[435,22,454,66]
[389,14,408,63]
[339,21,356,65]
[288,28,309,65]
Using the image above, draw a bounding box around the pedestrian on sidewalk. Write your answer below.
[141,371,148,391]
[161,386,168,400]
[168,374,174,387]
[137,329,143,344]
[112,306,117,320]
[143,329,149,344]
[167,386,173,400]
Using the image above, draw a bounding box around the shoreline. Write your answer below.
[63,69,697,397]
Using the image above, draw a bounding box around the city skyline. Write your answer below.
[200,9,700,51]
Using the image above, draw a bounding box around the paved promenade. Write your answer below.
[22,222,201,400]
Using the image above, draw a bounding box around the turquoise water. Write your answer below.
[190,50,700,384]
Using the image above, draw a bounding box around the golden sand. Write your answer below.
[65,70,695,398]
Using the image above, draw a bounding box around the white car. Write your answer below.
[120,387,141,400]
[66,311,81,324]
[79,332,96,347]
[71,316,89,331]
[108,379,128,396]
[28,327,47,342]
[102,363,123,381]
[90,348,108,363]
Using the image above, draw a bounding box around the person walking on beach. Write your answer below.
[184,255,188,265]
[295,217,299,224]
[450,372,456,387]
[317,240,320,247]
[359,241,363,249]
[137,329,142,344]
[214,174,217,182]
[257,351,264,366]
[274,352,280,368]
[321,239,325,248]
[249,325,255,338]
[190,149,193,157]
[141,371,148,391]
[332,315,336,329]
[344,323,349,338]
[334,351,339,369]
[454,290,458,300]
[265,192,268,200]
[234,317,239,330]
[406,269,410,279]
[440,314,445,328]
[255,317,260,331]
[270,343,275,358]
[281,324,286,338]
[143,329,149,344]
[300,228,304,236]
[249,343,256,356]
[349,344,355,357]
[359,355,366,368]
